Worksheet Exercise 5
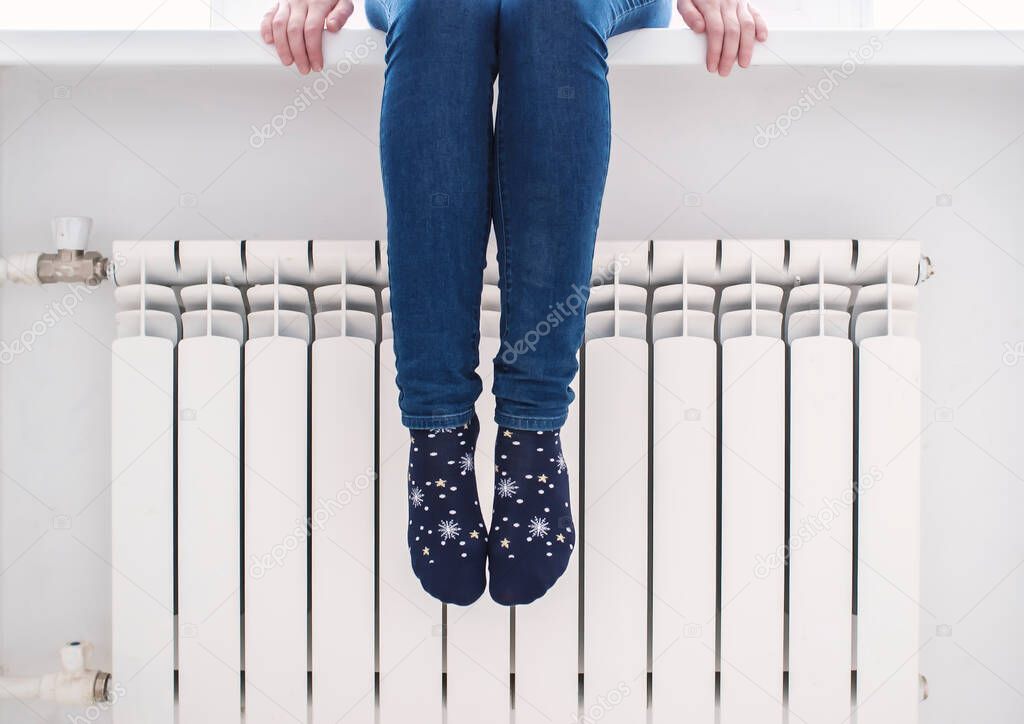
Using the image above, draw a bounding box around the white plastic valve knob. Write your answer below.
[51,216,92,251]
[60,642,89,673]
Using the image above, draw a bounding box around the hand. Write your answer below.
[677,0,767,77]
[261,0,355,74]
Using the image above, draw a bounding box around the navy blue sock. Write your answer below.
[487,426,576,606]
[407,415,487,606]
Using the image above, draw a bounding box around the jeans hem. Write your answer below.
[494,412,567,432]
[402,408,474,430]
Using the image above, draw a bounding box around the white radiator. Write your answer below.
[108,238,924,724]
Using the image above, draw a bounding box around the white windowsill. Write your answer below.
[0,28,1023,68]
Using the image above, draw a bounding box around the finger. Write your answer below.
[305,8,327,72]
[718,6,741,76]
[288,6,311,74]
[751,5,768,42]
[326,0,354,31]
[261,5,276,44]
[703,8,724,73]
[272,3,293,66]
[678,0,706,33]
[737,4,756,68]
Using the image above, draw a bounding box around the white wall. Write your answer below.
[0,45,1022,724]
[4,0,1023,31]
[875,0,1024,28]
[0,0,211,30]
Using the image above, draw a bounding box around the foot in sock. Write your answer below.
[407,415,487,606]
[487,426,575,606]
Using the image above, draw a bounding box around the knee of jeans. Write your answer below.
[569,0,617,30]
[389,0,497,37]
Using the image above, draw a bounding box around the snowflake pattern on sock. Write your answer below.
[487,426,575,606]
[407,415,487,606]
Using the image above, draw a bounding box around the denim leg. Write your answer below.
[607,0,674,36]
[364,0,388,31]
[372,0,501,430]
[491,0,671,432]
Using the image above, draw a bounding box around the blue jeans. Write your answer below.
[368,0,671,431]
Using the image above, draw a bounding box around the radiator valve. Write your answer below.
[36,249,109,286]
[35,217,109,286]
[0,217,110,286]
[0,642,112,705]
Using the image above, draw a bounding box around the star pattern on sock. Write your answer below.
[407,415,487,606]
[487,427,575,606]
